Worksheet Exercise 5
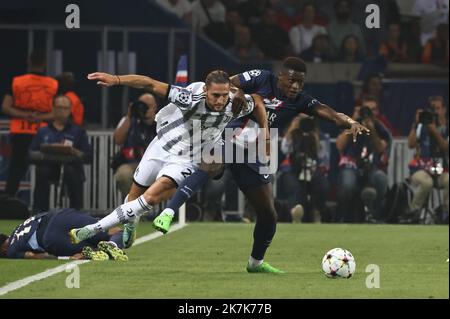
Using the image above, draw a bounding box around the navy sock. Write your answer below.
[167,169,209,211]
[251,219,276,260]
[109,232,124,249]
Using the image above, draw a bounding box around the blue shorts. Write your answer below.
[228,162,273,191]
[41,209,111,256]
[221,142,273,191]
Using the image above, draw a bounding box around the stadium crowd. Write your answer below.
[155,0,448,66]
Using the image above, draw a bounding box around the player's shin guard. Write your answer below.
[251,218,276,261]
[166,169,209,211]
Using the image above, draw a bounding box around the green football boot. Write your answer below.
[152,211,173,234]
[81,246,109,261]
[122,220,138,248]
[246,262,285,274]
[97,241,128,261]
[69,227,94,244]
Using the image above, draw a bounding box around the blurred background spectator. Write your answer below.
[327,0,366,55]
[55,72,85,127]
[412,0,449,46]
[337,34,365,63]
[192,0,226,32]
[253,7,291,60]
[300,33,335,63]
[228,25,264,62]
[421,23,449,66]
[289,3,327,56]
[238,0,271,28]
[379,22,408,63]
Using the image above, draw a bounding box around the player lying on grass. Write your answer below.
[69,70,269,251]
[0,208,128,261]
[150,57,370,274]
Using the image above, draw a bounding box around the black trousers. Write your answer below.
[5,134,34,196]
[33,164,84,211]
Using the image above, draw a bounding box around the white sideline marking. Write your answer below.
[0,223,187,296]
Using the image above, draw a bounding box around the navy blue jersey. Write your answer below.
[231,69,321,131]
[7,213,48,258]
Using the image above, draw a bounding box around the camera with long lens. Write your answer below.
[359,106,373,121]
[130,100,149,120]
[292,117,318,181]
[418,109,438,125]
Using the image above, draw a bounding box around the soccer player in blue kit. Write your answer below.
[152,57,370,273]
[0,209,128,260]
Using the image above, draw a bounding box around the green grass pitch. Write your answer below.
[0,221,448,298]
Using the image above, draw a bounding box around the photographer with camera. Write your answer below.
[280,115,331,223]
[407,96,449,222]
[112,93,157,199]
[336,96,392,223]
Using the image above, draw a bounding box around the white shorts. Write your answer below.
[133,138,198,188]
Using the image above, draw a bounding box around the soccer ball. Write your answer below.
[322,248,356,278]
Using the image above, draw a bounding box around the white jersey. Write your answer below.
[155,82,254,156]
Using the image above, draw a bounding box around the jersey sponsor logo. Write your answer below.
[263,97,283,110]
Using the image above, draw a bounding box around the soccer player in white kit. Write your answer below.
[69,70,268,246]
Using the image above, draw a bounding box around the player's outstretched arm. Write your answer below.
[312,104,370,142]
[87,72,169,98]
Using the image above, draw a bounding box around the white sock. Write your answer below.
[85,195,152,233]
[124,194,141,226]
[248,256,263,268]
[162,208,175,218]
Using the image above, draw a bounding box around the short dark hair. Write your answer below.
[335,0,352,9]
[56,72,75,94]
[362,73,383,93]
[428,95,446,108]
[301,2,316,13]
[0,234,8,258]
[53,94,71,106]
[29,50,46,68]
[282,57,307,73]
[205,70,230,87]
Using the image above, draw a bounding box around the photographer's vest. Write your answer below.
[10,74,58,135]
[409,123,449,174]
